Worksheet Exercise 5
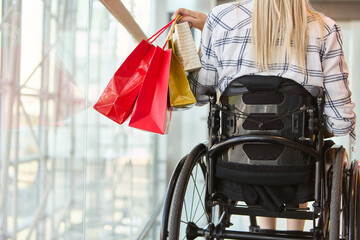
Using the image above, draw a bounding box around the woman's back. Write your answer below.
[189,0,355,141]
[199,1,337,91]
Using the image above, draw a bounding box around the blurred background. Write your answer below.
[0,0,359,239]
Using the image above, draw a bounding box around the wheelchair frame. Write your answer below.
[161,77,359,240]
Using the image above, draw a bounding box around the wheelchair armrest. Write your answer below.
[324,130,335,139]
[199,85,216,97]
[304,86,324,98]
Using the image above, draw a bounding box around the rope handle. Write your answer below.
[168,15,183,41]
[162,15,183,49]
[147,18,177,44]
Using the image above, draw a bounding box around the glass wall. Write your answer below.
[1,0,89,239]
[86,1,163,239]
[0,1,358,240]
[86,0,210,239]
[0,0,210,239]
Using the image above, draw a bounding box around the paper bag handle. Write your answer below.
[147,18,176,44]
[168,15,182,40]
[162,15,183,49]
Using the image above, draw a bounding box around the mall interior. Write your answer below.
[0,0,359,239]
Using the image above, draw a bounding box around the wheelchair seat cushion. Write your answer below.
[216,158,315,186]
[213,76,321,213]
[215,179,314,214]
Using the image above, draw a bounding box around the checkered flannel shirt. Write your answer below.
[189,0,356,145]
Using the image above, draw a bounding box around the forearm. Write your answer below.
[171,8,207,31]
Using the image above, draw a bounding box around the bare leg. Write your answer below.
[286,203,308,231]
[257,217,276,230]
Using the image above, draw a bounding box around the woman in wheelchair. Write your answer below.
[161,0,358,239]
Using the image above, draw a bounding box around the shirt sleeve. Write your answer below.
[188,11,220,105]
[321,23,356,143]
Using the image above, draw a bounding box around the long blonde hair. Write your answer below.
[251,0,324,71]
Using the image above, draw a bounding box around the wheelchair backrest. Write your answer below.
[219,75,323,166]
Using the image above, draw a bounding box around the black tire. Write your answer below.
[356,165,360,240]
[355,167,360,240]
[341,162,350,239]
[348,160,359,240]
[168,144,209,240]
[161,155,188,240]
[328,147,346,240]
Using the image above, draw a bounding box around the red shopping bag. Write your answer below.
[93,19,176,124]
[128,46,172,134]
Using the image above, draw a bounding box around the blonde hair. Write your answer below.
[251,0,324,71]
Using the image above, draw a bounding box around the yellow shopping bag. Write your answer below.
[167,17,197,109]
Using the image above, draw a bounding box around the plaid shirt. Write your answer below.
[189,0,356,144]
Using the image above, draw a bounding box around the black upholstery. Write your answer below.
[214,76,323,212]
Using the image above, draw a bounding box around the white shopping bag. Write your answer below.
[173,22,202,72]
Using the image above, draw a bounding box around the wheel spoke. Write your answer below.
[195,211,206,225]
[180,220,187,224]
[190,177,206,221]
[180,221,188,240]
[183,199,189,222]
[167,145,207,239]
[189,165,199,221]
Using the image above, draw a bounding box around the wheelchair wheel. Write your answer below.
[161,155,188,240]
[168,144,211,240]
[348,160,360,240]
[328,147,346,240]
[322,147,347,240]
[356,162,360,239]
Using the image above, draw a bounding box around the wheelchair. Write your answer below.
[160,75,360,240]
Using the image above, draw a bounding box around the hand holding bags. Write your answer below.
[94,19,175,133]
[94,17,200,134]
[167,17,197,109]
